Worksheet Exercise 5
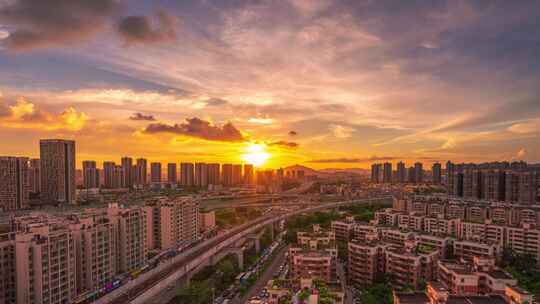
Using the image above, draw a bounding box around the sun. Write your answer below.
[242,143,270,167]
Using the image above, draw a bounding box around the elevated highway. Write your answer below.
[96,196,392,304]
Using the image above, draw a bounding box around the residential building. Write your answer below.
[374,209,399,226]
[352,223,380,241]
[222,164,233,186]
[194,163,208,187]
[0,156,29,211]
[408,166,416,184]
[459,222,505,247]
[15,225,77,304]
[28,158,40,194]
[415,162,424,183]
[505,224,540,262]
[69,214,117,294]
[331,220,354,242]
[121,157,133,188]
[82,160,99,189]
[199,211,216,232]
[167,163,177,184]
[484,170,506,201]
[432,163,442,184]
[397,162,406,183]
[107,205,148,273]
[206,163,221,185]
[39,139,76,204]
[135,158,148,186]
[383,162,392,183]
[146,198,199,250]
[232,164,243,185]
[297,225,335,250]
[453,240,501,262]
[289,228,338,283]
[438,259,516,296]
[0,233,15,304]
[423,217,459,237]
[371,164,382,183]
[103,161,117,188]
[150,162,161,183]
[348,238,388,287]
[244,164,254,184]
[385,241,438,288]
[288,247,337,283]
[446,161,455,195]
[180,162,194,187]
[505,171,537,204]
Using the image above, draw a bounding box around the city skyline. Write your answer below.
[2,137,538,171]
[1,1,540,168]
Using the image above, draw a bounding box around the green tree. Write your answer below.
[176,280,212,304]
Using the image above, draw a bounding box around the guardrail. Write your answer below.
[96,196,392,304]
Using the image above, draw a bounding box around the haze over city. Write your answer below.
[1,1,540,169]
[2,2,540,304]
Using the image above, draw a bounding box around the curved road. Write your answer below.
[96,196,392,304]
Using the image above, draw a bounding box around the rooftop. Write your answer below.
[485,269,513,280]
[447,295,507,304]
[394,292,430,304]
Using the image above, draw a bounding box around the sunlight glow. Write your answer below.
[242,143,270,167]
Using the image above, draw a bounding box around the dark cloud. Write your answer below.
[0,0,119,51]
[117,11,176,45]
[129,112,156,121]
[205,98,228,107]
[144,117,245,142]
[288,131,297,136]
[268,141,299,149]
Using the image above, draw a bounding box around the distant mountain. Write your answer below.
[318,168,370,176]
[283,164,321,176]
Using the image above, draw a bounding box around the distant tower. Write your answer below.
[414,162,424,183]
[397,161,406,183]
[103,161,116,188]
[232,164,243,185]
[40,139,76,204]
[244,164,254,184]
[0,156,29,210]
[167,163,177,183]
[121,157,133,188]
[432,163,442,184]
[82,160,99,189]
[222,164,233,186]
[150,162,162,183]
[28,158,41,194]
[206,163,221,185]
[371,164,382,183]
[136,158,148,186]
[194,163,208,187]
[383,162,392,183]
[408,167,416,183]
[180,163,194,186]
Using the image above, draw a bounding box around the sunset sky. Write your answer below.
[1,0,539,169]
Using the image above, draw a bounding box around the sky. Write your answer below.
[1,0,540,169]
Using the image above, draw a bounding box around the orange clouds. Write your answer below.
[0,98,88,131]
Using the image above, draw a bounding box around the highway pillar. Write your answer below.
[269,224,274,241]
[254,238,260,254]
[237,251,244,270]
